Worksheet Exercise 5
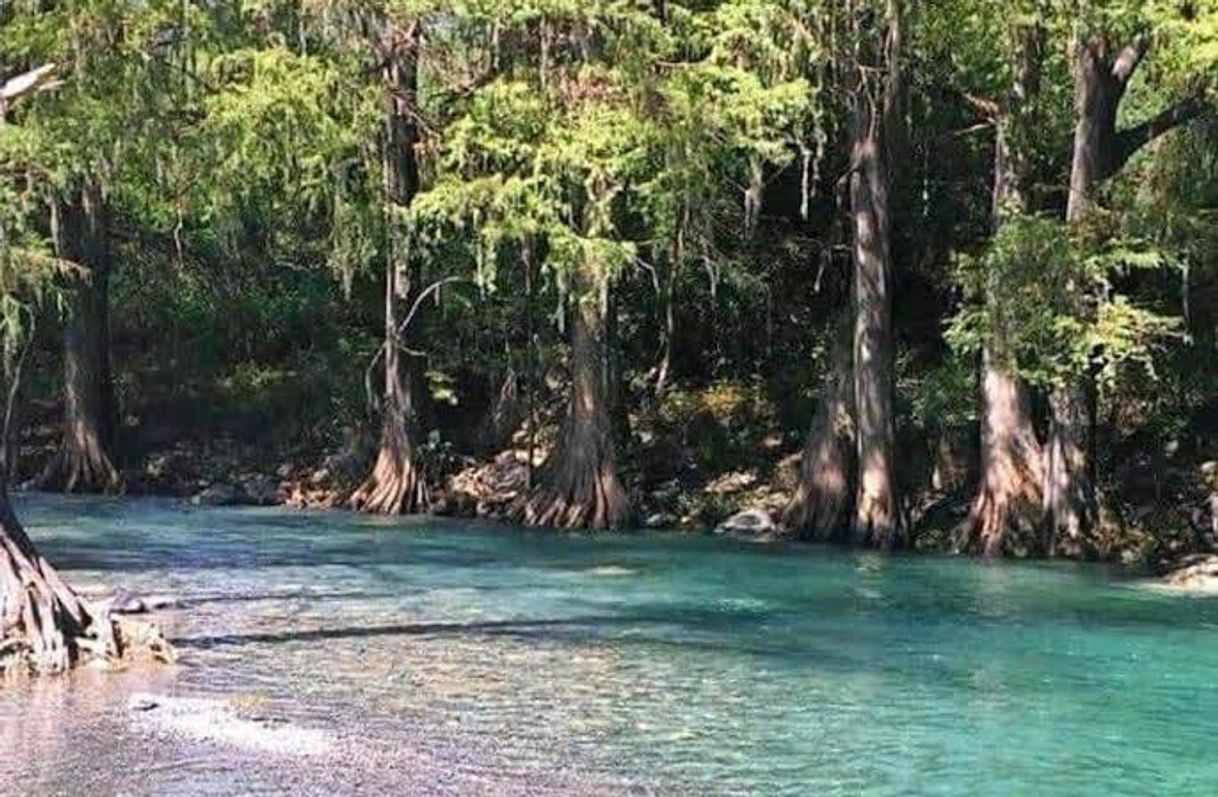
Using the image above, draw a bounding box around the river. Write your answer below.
[2,494,1216,795]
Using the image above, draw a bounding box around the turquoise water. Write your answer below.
[2,494,1218,795]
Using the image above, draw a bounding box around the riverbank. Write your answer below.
[14,378,1217,566]
[12,426,1214,578]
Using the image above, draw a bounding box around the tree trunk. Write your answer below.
[963,24,1044,557]
[1043,37,1121,553]
[967,345,1043,556]
[1042,33,1203,555]
[1044,381,1093,556]
[849,0,902,549]
[515,257,630,529]
[37,183,120,494]
[350,21,428,516]
[783,313,855,539]
[0,485,172,677]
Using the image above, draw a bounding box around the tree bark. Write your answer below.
[963,24,1044,557]
[849,0,902,549]
[515,256,630,529]
[968,345,1043,556]
[350,21,428,516]
[37,182,120,494]
[783,313,855,539]
[0,484,172,677]
[1043,39,1114,555]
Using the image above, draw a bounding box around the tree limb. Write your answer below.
[1111,33,1149,85]
[962,92,1001,121]
[1111,94,1209,175]
[0,63,59,102]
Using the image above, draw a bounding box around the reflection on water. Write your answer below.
[3,494,1218,795]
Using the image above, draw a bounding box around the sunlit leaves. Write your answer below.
[947,214,1180,391]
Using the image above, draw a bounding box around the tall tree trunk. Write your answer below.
[849,0,902,549]
[37,183,120,494]
[350,21,428,516]
[964,25,1044,557]
[1044,38,1110,553]
[515,256,630,529]
[1045,33,1202,556]
[783,313,855,539]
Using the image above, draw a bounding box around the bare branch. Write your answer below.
[394,276,470,340]
[962,92,1001,121]
[0,63,59,102]
[1111,33,1149,85]
[1110,94,1209,176]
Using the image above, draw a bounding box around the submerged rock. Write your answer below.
[97,588,179,615]
[714,508,778,539]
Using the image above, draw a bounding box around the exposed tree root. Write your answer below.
[35,428,121,494]
[514,427,629,530]
[958,357,1044,557]
[964,470,1041,557]
[960,422,1042,557]
[514,257,630,530]
[784,437,854,540]
[853,486,900,550]
[349,423,428,515]
[0,509,172,679]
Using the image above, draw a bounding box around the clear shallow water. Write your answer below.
[2,495,1218,795]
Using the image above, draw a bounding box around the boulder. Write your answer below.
[238,473,281,506]
[445,450,530,518]
[191,483,239,506]
[643,512,676,529]
[1163,553,1218,591]
[715,508,778,539]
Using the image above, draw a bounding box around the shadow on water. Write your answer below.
[170,613,866,669]
[174,616,635,649]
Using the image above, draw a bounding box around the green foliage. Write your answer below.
[947,214,1182,391]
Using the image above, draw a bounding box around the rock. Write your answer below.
[706,470,759,496]
[130,696,160,712]
[238,473,281,506]
[445,450,530,518]
[715,508,778,538]
[103,589,179,615]
[113,595,148,614]
[143,594,179,611]
[644,512,675,529]
[192,483,238,506]
[1163,553,1218,591]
